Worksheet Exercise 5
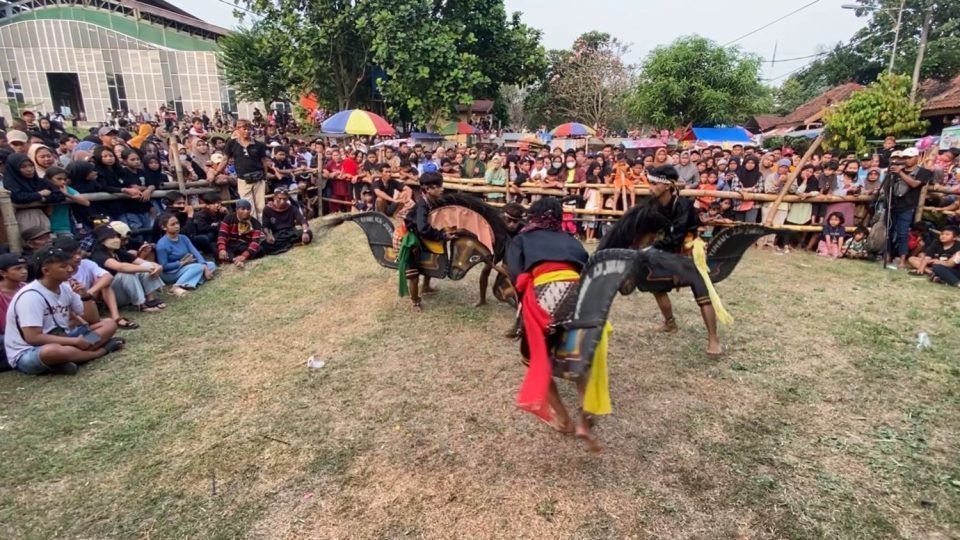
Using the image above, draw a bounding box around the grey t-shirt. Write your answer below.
[4,281,83,367]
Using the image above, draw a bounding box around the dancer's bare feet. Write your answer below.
[576,420,602,452]
[411,300,423,313]
[539,407,575,434]
[653,318,678,333]
[422,286,438,294]
[475,299,487,307]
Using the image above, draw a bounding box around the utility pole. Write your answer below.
[889,0,905,72]
[910,1,934,104]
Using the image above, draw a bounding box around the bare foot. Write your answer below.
[411,301,423,313]
[538,407,574,434]
[706,344,724,359]
[423,286,438,294]
[576,424,602,452]
[475,299,487,307]
[652,320,678,333]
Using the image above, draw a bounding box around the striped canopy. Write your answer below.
[550,122,596,137]
[439,121,478,135]
[321,109,396,136]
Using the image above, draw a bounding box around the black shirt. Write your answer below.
[505,228,589,283]
[891,166,933,212]
[224,139,268,178]
[924,240,960,261]
[90,248,136,276]
[655,196,700,253]
[372,178,406,197]
[121,167,155,214]
[261,203,306,233]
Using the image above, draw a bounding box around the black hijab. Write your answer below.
[91,145,123,190]
[3,153,61,205]
[739,155,761,189]
[142,155,168,188]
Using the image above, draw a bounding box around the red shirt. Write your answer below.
[341,157,359,177]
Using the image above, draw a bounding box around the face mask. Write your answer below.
[104,238,122,250]
[552,162,561,168]
[566,161,575,168]
[844,170,857,178]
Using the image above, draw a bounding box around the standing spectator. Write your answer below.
[731,155,760,222]
[674,151,700,188]
[155,212,216,296]
[322,148,351,212]
[118,149,158,234]
[484,156,508,202]
[886,148,933,270]
[218,119,269,219]
[45,166,88,238]
[4,246,120,375]
[217,199,265,268]
[56,133,79,167]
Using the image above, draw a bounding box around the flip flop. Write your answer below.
[116,317,139,330]
[103,338,125,354]
[144,299,167,309]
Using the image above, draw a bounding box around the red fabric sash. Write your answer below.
[515,262,579,421]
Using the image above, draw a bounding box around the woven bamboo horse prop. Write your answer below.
[320,194,517,304]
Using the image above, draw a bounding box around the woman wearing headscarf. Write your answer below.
[128,123,153,150]
[91,145,126,219]
[27,143,57,178]
[758,157,797,250]
[66,160,105,229]
[4,153,65,231]
[34,117,62,148]
[730,155,761,222]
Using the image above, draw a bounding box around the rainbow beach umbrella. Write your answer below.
[550,122,596,138]
[321,109,396,136]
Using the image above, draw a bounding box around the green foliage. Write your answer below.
[369,1,486,127]
[216,23,300,107]
[628,36,769,127]
[823,73,927,154]
[762,135,814,156]
[780,0,960,109]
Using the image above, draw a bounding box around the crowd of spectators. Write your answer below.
[0,104,957,375]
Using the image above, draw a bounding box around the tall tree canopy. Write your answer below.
[628,36,769,127]
[522,32,632,130]
[231,0,544,125]
[216,22,301,108]
[780,0,960,108]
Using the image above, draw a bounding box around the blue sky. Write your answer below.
[168,0,869,83]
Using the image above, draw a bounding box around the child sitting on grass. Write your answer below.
[842,226,870,259]
[818,211,846,258]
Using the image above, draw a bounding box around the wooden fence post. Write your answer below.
[764,134,823,226]
[0,189,22,254]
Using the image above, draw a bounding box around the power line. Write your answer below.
[723,0,823,47]
[213,0,259,17]
[760,51,829,64]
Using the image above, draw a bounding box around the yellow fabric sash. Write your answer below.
[688,237,734,324]
[583,322,613,415]
[533,270,580,286]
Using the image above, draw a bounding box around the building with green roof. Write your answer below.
[0,0,257,123]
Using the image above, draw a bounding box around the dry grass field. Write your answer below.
[1,223,958,539]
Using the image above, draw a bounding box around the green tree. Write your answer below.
[823,73,927,153]
[216,23,300,108]
[628,36,769,127]
[368,1,486,126]
[781,0,960,107]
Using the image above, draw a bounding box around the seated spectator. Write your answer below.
[90,226,166,312]
[0,253,27,371]
[118,149,157,235]
[930,250,960,287]
[53,236,135,330]
[217,199,264,268]
[149,191,193,243]
[156,212,216,297]
[372,163,413,217]
[817,211,846,259]
[261,187,312,254]
[185,192,226,256]
[909,226,960,275]
[842,226,870,260]
[4,246,121,375]
[353,187,376,212]
[45,165,89,238]
[5,153,65,232]
[21,225,52,259]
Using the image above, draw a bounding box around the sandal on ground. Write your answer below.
[144,298,167,309]
[137,304,162,313]
[116,317,139,330]
[103,337,125,354]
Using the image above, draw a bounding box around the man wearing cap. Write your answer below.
[5,246,120,375]
[20,109,38,131]
[886,147,933,270]
[5,129,29,153]
[261,187,312,253]
[217,199,265,268]
[98,126,118,147]
[217,119,270,220]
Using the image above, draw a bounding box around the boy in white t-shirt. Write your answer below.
[5,247,122,375]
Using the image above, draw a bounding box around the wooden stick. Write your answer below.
[169,135,186,193]
[763,134,823,226]
[0,189,22,254]
[914,145,938,223]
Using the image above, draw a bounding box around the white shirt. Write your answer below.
[5,281,83,367]
[71,258,108,289]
